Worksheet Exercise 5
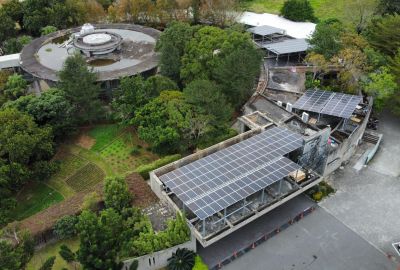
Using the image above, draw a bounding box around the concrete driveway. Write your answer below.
[320,110,400,258]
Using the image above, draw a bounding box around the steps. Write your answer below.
[363,131,380,144]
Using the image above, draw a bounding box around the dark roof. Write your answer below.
[263,38,310,55]
[248,25,285,36]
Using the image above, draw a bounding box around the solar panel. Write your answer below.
[321,92,362,119]
[292,89,362,119]
[159,127,303,220]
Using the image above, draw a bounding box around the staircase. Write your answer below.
[363,131,380,144]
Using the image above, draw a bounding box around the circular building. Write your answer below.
[20,24,160,90]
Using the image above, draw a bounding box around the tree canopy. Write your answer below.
[104,176,132,213]
[280,0,317,22]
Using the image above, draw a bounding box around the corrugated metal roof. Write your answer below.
[263,38,310,55]
[248,25,285,36]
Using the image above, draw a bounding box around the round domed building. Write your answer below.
[20,24,160,91]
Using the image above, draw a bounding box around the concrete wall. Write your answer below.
[121,234,196,270]
[324,98,373,175]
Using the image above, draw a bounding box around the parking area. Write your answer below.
[227,207,396,270]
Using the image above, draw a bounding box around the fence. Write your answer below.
[210,206,316,270]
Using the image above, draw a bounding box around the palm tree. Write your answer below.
[167,248,195,270]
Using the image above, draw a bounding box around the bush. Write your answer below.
[193,255,208,270]
[129,259,139,270]
[135,154,181,179]
[59,244,76,263]
[167,248,195,270]
[81,191,101,211]
[41,26,58,36]
[39,256,56,270]
[130,146,141,156]
[53,215,78,239]
[312,191,323,202]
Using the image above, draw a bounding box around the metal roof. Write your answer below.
[248,25,285,36]
[263,38,310,55]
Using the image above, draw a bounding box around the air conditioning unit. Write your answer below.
[277,101,283,107]
[302,112,309,123]
[286,103,293,112]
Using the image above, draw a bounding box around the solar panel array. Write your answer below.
[292,89,362,119]
[159,127,303,220]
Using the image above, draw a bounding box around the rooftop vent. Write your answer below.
[277,100,283,107]
[286,103,292,112]
[301,112,309,123]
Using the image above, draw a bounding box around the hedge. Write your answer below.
[135,154,181,179]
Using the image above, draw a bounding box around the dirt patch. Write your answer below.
[126,173,159,208]
[75,133,95,149]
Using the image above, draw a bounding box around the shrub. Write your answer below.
[59,244,76,263]
[104,176,132,212]
[167,248,195,270]
[81,191,101,211]
[41,26,58,36]
[39,256,56,270]
[135,154,181,179]
[53,215,78,239]
[281,0,317,22]
[129,260,139,270]
[312,191,323,202]
[130,146,141,156]
[193,255,208,270]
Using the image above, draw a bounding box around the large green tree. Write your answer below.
[308,19,344,59]
[4,88,74,140]
[104,176,132,213]
[0,11,16,43]
[76,209,123,270]
[156,21,195,83]
[112,75,177,125]
[1,0,24,26]
[0,231,34,270]
[366,15,400,57]
[280,0,317,22]
[2,73,27,101]
[58,53,103,124]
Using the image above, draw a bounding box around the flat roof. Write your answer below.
[262,38,310,55]
[0,53,20,69]
[159,127,303,220]
[293,89,362,119]
[248,25,285,36]
[239,12,316,39]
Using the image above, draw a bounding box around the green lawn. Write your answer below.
[13,182,64,221]
[242,0,375,24]
[27,238,81,270]
[89,124,123,152]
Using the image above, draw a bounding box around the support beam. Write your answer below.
[278,179,283,194]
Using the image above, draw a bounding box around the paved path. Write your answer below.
[227,207,396,270]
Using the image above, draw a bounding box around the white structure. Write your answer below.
[239,11,316,39]
[0,54,20,69]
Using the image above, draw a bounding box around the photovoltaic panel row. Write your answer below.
[159,126,303,220]
[293,89,362,119]
[292,89,331,113]
[187,156,301,220]
[321,92,362,119]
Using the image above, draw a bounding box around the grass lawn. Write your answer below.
[27,238,81,270]
[13,182,64,221]
[89,124,123,152]
[242,0,376,24]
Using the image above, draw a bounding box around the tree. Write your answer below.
[41,25,58,36]
[104,176,132,213]
[344,0,378,33]
[377,0,400,15]
[365,15,400,57]
[53,215,79,239]
[0,231,34,270]
[39,256,56,270]
[112,75,176,125]
[167,248,195,270]
[4,88,74,140]
[199,0,240,27]
[0,108,54,190]
[59,244,76,263]
[58,53,104,124]
[2,35,33,54]
[308,19,344,59]
[156,21,195,83]
[0,11,16,43]
[364,67,397,111]
[131,91,193,154]
[1,0,24,26]
[183,79,232,125]
[2,74,27,100]
[280,0,317,22]
[76,209,123,270]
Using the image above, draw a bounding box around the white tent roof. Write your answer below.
[239,11,316,39]
[0,53,20,69]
